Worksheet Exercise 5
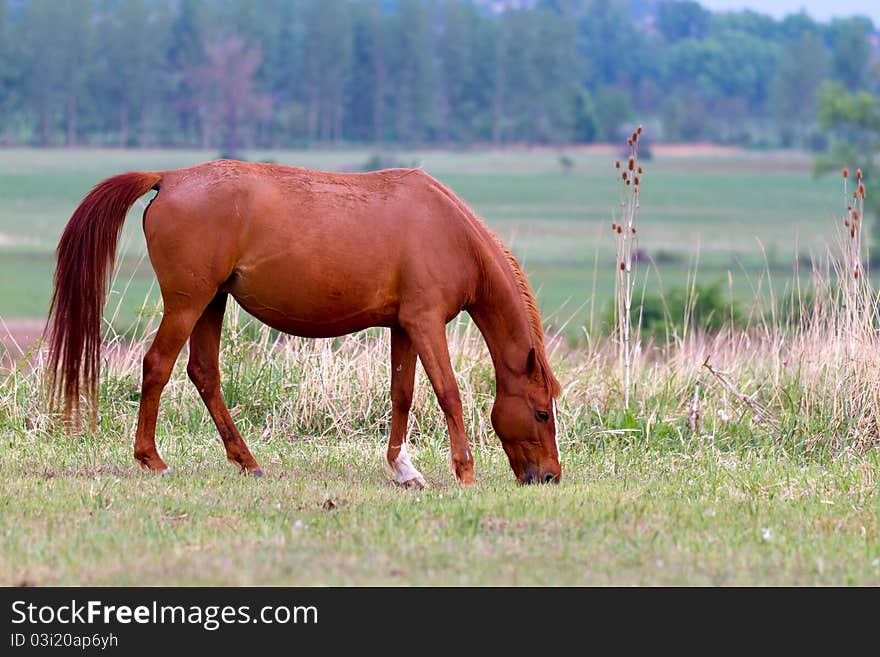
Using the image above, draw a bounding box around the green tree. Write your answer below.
[196,37,271,154]
[826,17,874,91]
[656,0,709,42]
[95,0,165,146]
[346,0,390,143]
[769,31,827,147]
[19,0,63,144]
[302,0,351,143]
[663,33,776,110]
[591,86,633,141]
[391,0,437,144]
[0,0,872,150]
[466,8,500,142]
[778,10,820,40]
[0,0,15,140]
[577,0,640,88]
[54,0,92,145]
[496,10,541,143]
[815,83,880,215]
[660,91,708,141]
[709,9,778,40]
[494,8,581,144]
[814,83,880,263]
[437,0,481,144]
[572,91,597,143]
[259,1,303,147]
[428,2,500,143]
[167,0,206,145]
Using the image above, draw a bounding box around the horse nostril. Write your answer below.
[519,464,540,485]
[542,472,557,484]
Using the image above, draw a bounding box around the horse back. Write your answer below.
[144,161,480,336]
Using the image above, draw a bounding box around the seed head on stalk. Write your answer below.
[611,125,645,408]
[840,165,869,358]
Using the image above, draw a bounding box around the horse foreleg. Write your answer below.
[134,306,204,473]
[387,327,425,488]
[186,293,262,476]
[402,319,475,485]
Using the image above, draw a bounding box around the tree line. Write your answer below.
[0,0,876,151]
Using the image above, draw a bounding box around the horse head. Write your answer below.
[490,347,561,484]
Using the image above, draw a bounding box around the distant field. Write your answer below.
[0,146,846,337]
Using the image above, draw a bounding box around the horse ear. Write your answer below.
[526,347,538,377]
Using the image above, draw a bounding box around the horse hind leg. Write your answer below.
[134,302,208,473]
[387,327,426,489]
[186,293,262,476]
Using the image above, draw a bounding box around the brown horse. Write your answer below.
[46,160,562,485]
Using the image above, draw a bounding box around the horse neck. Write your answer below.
[467,250,534,396]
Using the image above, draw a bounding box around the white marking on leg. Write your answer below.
[391,443,424,484]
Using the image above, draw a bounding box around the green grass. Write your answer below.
[2,431,876,585]
[0,147,848,332]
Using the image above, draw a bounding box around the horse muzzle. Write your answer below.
[518,465,561,485]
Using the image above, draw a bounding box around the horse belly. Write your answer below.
[225,259,399,338]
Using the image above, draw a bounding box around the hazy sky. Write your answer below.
[696,0,879,24]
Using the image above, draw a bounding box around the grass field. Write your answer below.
[1,315,878,586]
[0,146,846,335]
[1,147,878,586]
[2,433,876,585]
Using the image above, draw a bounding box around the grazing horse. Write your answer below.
[46,160,562,485]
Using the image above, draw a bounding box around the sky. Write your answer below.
[696,0,880,24]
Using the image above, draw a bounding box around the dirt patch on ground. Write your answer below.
[0,318,45,366]
[502,142,749,157]
[570,142,747,158]
[1,317,140,373]
[0,232,37,247]
[651,142,745,158]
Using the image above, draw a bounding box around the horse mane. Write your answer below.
[426,175,561,398]
[487,233,562,398]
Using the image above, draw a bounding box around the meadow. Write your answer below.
[0,147,877,586]
[0,146,845,332]
[1,312,878,585]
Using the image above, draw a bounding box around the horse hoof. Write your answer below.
[252,469,264,479]
[399,476,426,489]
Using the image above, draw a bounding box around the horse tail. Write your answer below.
[46,171,163,423]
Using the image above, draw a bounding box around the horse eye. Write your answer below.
[535,410,550,422]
